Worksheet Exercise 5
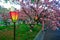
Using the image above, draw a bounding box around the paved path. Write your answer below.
[43,29,60,40]
[34,30,45,40]
[34,29,60,40]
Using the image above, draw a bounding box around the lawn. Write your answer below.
[0,23,42,40]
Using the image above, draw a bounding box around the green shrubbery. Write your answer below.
[0,22,42,40]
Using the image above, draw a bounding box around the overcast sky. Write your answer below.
[0,0,21,10]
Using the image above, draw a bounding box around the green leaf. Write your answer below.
[31,0,34,3]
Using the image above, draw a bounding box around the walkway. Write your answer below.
[34,29,60,40]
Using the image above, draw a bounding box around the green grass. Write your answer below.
[0,23,42,40]
[0,26,6,30]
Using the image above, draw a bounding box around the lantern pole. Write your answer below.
[14,22,16,40]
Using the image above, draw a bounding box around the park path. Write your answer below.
[34,29,60,40]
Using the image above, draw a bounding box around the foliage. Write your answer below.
[0,23,42,40]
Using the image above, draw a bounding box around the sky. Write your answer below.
[0,0,21,10]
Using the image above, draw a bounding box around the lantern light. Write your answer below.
[10,11,19,22]
[9,6,19,22]
[35,16,38,20]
